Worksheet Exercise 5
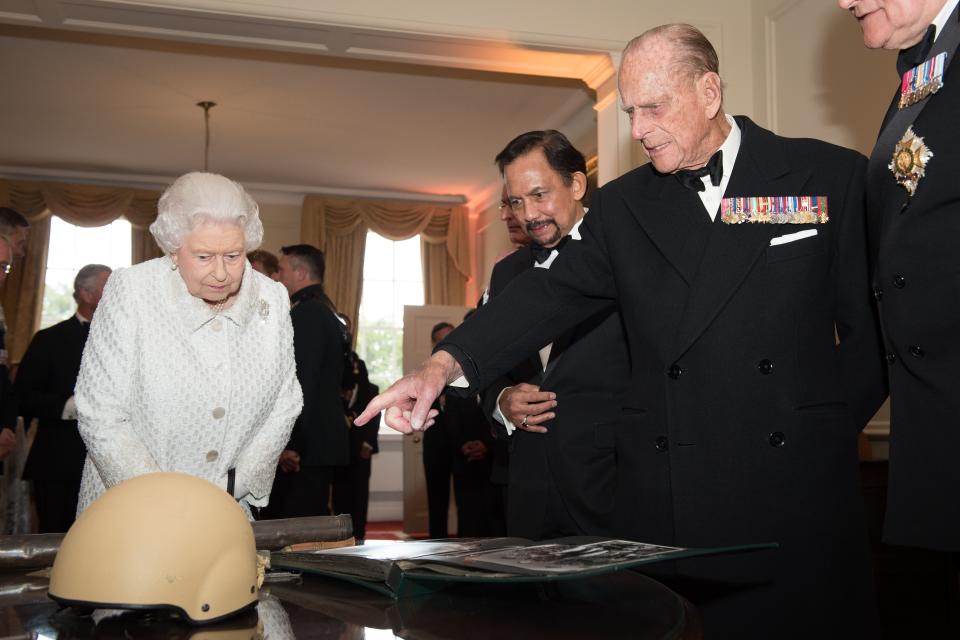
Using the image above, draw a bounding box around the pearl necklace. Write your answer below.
[209,298,226,315]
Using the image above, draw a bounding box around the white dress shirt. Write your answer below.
[697,114,741,220]
[933,0,959,41]
[491,217,584,434]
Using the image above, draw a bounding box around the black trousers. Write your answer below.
[33,477,81,533]
[423,453,452,539]
[332,457,372,541]
[261,466,336,519]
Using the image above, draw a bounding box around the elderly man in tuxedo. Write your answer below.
[359,23,887,639]
[19,264,111,532]
[480,129,628,539]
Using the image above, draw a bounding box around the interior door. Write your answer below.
[401,304,469,536]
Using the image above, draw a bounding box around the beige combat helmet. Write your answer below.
[49,472,258,624]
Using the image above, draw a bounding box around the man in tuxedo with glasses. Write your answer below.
[479,130,629,540]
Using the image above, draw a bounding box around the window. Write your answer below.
[355,231,423,395]
[40,216,132,329]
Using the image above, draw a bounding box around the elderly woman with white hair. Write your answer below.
[74,172,303,515]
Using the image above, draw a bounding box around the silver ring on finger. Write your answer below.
[521,415,529,428]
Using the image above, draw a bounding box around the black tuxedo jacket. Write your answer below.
[287,285,349,467]
[867,9,960,551]
[479,244,629,539]
[19,316,89,481]
[440,117,886,637]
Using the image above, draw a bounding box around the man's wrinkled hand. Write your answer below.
[354,351,460,433]
[500,383,556,434]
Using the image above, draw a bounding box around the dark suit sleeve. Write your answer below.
[16,330,73,423]
[441,204,619,394]
[833,154,889,429]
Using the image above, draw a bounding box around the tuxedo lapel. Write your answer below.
[670,117,813,359]
[621,173,712,286]
[490,246,546,383]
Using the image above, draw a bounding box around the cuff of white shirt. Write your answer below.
[61,396,78,421]
[450,376,469,388]
[492,387,516,436]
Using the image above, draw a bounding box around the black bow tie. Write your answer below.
[675,150,723,192]
[531,235,571,264]
[897,24,936,77]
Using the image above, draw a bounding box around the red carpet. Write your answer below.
[364,521,428,541]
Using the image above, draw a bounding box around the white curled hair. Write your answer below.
[150,172,263,254]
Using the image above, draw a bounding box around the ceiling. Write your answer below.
[0,23,599,207]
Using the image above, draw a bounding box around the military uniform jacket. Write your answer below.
[480,244,629,539]
[287,284,349,468]
[441,116,887,638]
[867,6,960,551]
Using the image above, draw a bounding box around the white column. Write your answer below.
[587,52,636,187]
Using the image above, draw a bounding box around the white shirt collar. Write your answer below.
[933,0,959,42]
[535,215,584,269]
[697,114,741,220]
[75,311,91,324]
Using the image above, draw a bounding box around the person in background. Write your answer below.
[421,322,456,538]
[0,235,16,461]
[0,207,30,259]
[332,348,380,544]
[247,248,279,280]
[0,208,28,454]
[75,172,303,516]
[18,264,111,532]
[266,244,349,518]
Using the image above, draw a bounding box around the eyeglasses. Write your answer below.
[504,190,552,213]
[0,263,11,275]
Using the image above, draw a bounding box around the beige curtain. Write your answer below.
[301,196,471,329]
[0,179,160,362]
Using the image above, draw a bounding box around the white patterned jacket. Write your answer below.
[75,256,303,514]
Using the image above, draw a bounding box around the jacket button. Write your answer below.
[899,201,910,214]
[655,436,669,452]
[893,274,906,288]
[206,450,219,462]
[212,407,226,419]
[873,287,883,302]
[886,352,897,365]
[909,345,925,358]
[667,364,683,379]
[757,359,774,375]
[768,432,786,448]
[211,319,223,332]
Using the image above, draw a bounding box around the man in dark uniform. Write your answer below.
[359,24,886,639]
[0,235,17,461]
[0,207,29,458]
[18,264,110,532]
[839,0,960,554]
[266,244,349,518]
[479,130,629,539]
[422,322,456,538]
[333,353,380,543]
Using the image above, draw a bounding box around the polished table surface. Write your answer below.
[0,567,701,639]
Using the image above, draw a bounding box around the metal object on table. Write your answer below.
[0,514,354,571]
